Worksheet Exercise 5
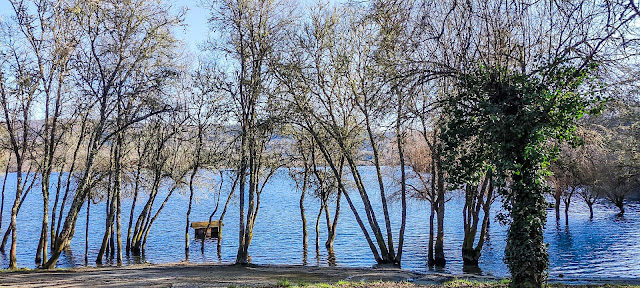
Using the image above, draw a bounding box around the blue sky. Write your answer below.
[0,0,211,54]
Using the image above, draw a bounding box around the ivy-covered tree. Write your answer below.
[440,64,601,288]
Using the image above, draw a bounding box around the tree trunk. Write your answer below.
[50,169,64,250]
[0,182,33,253]
[396,103,407,264]
[433,155,446,266]
[554,194,560,222]
[309,127,382,263]
[505,158,547,288]
[236,123,248,265]
[186,169,196,251]
[462,172,493,266]
[8,169,23,269]
[364,111,395,261]
[38,179,51,266]
[85,195,90,265]
[97,183,116,264]
[115,177,122,266]
[428,202,435,266]
[127,141,145,254]
[315,204,322,252]
[614,197,624,216]
[0,153,8,234]
[427,152,436,266]
[114,133,123,265]
[325,188,341,250]
[299,172,308,253]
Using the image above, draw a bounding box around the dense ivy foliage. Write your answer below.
[439,64,601,288]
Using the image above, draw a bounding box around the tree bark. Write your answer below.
[8,169,22,269]
[85,195,90,265]
[396,92,407,264]
[433,154,446,266]
[505,157,548,288]
[0,152,10,245]
[300,170,308,253]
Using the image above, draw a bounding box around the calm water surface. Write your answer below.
[0,167,638,279]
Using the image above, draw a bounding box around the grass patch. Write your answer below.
[0,267,33,273]
[262,281,640,288]
[276,279,292,287]
[442,279,507,287]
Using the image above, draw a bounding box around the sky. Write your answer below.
[0,0,211,54]
[0,0,212,119]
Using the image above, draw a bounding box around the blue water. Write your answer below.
[0,167,638,279]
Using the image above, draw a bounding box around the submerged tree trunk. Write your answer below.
[99,136,116,264]
[185,167,197,251]
[85,195,90,265]
[461,171,493,266]
[235,128,248,265]
[300,172,308,254]
[50,167,64,251]
[323,188,341,250]
[433,154,446,266]
[115,140,123,266]
[0,152,10,243]
[505,157,548,288]
[309,127,382,263]
[186,126,203,252]
[36,169,51,266]
[428,202,435,265]
[554,188,561,222]
[8,168,23,269]
[315,204,322,253]
[126,146,145,254]
[0,187,26,252]
[396,92,407,264]
[363,110,395,262]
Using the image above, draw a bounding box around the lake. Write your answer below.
[0,167,638,279]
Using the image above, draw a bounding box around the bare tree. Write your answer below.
[0,16,40,269]
[204,0,295,265]
[44,0,183,268]
[184,66,225,252]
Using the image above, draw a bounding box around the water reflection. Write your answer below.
[1,169,639,279]
[463,264,483,274]
[62,248,78,267]
[327,247,336,267]
[302,246,308,266]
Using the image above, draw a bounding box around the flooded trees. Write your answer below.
[461,170,495,266]
[204,0,294,265]
[275,1,416,266]
[184,67,225,252]
[130,115,189,255]
[44,0,183,268]
[441,65,600,288]
[0,17,39,269]
[4,0,81,267]
[432,1,636,286]
[580,101,640,216]
[549,145,581,225]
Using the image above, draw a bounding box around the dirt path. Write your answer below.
[0,263,461,287]
[2,263,638,287]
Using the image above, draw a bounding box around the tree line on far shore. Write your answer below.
[0,1,638,287]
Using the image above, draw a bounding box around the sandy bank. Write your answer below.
[0,263,472,287]
[0,263,638,287]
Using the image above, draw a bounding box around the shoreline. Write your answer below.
[0,262,639,287]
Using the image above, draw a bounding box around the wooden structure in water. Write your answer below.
[190,220,223,238]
